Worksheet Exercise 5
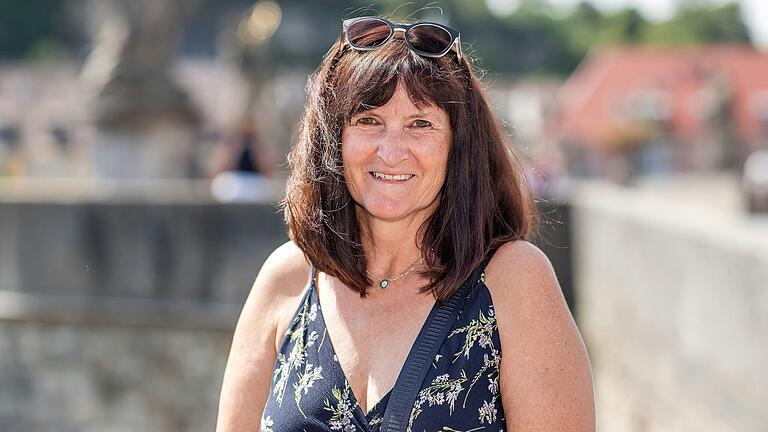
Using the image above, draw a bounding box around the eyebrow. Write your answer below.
[355,108,439,117]
[352,105,444,121]
[405,110,443,121]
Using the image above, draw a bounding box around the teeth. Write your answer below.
[372,172,412,181]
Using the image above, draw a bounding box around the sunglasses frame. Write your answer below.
[341,16,462,59]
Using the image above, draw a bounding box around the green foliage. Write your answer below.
[596,8,647,44]
[644,3,750,45]
[558,3,604,64]
[0,0,753,75]
[549,1,751,75]
[0,0,64,60]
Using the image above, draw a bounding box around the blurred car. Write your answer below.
[743,150,768,213]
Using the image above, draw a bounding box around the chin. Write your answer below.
[362,201,437,223]
[354,199,401,219]
[365,207,408,221]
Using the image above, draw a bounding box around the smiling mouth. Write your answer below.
[370,172,414,182]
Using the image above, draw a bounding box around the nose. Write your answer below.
[376,129,409,167]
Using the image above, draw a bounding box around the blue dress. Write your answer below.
[260,258,505,431]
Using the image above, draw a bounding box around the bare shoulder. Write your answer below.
[483,240,559,308]
[250,240,313,344]
[216,240,311,432]
[483,240,596,431]
[482,240,570,347]
[256,240,312,300]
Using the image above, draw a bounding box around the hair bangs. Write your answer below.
[334,38,467,123]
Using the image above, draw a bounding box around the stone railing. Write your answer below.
[569,179,768,432]
[0,179,572,431]
[0,178,287,304]
[0,180,287,431]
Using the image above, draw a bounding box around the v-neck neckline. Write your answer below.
[310,268,437,420]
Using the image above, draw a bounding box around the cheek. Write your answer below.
[341,131,374,164]
[431,139,451,178]
[340,137,358,175]
[340,139,369,194]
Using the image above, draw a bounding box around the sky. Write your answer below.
[484,0,768,48]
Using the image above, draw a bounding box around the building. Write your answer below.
[550,45,768,182]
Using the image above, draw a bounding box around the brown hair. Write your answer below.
[282,31,538,301]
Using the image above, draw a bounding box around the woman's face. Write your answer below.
[342,83,452,224]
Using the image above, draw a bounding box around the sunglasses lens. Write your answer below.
[347,18,392,49]
[408,24,453,55]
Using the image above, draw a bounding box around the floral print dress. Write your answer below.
[260,260,505,432]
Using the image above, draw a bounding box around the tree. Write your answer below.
[645,3,750,45]
[595,8,648,46]
[0,0,65,59]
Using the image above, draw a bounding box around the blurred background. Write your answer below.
[0,0,766,430]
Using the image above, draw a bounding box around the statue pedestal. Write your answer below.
[91,122,198,179]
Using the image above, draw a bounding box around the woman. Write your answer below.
[217,16,595,431]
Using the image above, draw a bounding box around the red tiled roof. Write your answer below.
[553,45,768,151]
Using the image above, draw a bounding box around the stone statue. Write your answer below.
[81,0,203,178]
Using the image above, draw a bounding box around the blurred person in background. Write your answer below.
[217,15,594,432]
[209,114,279,202]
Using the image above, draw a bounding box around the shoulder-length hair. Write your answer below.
[282,32,538,301]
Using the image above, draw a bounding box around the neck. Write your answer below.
[357,212,428,279]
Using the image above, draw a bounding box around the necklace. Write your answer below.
[366,256,423,289]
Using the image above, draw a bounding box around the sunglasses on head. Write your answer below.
[341,16,462,59]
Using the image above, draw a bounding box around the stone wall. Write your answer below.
[0,184,288,432]
[0,184,572,431]
[570,180,768,432]
[0,180,287,302]
[0,320,231,432]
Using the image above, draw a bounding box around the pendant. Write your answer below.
[379,279,390,288]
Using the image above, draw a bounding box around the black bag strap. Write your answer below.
[380,251,495,431]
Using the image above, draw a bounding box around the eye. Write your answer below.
[412,119,433,128]
[354,116,379,126]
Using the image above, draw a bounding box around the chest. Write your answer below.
[263,276,506,431]
[318,284,435,412]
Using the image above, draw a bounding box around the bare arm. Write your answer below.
[216,242,310,432]
[486,241,596,431]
